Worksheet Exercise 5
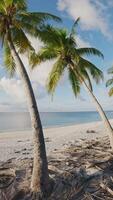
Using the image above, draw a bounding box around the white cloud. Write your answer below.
[0,76,47,106]
[57,0,112,39]
[31,60,55,87]
[107,0,113,7]
[0,77,25,103]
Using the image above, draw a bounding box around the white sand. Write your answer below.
[0,120,113,162]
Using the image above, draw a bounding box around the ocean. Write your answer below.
[0,111,113,132]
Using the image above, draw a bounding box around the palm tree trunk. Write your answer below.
[70,65,113,150]
[83,80,113,149]
[6,31,50,197]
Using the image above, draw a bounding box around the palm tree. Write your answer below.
[31,20,113,150]
[106,67,113,96]
[0,0,61,198]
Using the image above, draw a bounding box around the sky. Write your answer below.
[0,0,113,112]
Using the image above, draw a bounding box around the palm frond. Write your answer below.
[4,0,13,7]
[12,19,23,29]
[4,42,16,75]
[79,68,93,91]
[0,0,6,12]
[14,19,45,38]
[108,88,113,96]
[70,17,80,38]
[33,25,65,45]
[30,46,57,68]
[47,58,66,94]
[78,57,103,83]
[40,25,67,46]
[68,67,80,96]
[77,47,104,59]
[15,20,37,36]
[39,47,57,60]
[12,28,34,53]
[19,12,61,26]
[29,51,41,68]
[106,78,113,87]
[13,0,27,11]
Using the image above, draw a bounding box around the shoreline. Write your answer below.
[0,119,113,162]
[0,118,113,133]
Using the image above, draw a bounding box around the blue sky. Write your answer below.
[0,0,113,112]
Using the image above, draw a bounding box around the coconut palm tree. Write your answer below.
[31,20,113,150]
[0,0,61,198]
[106,67,113,96]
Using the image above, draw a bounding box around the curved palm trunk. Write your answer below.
[83,80,113,149]
[7,32,50,196]
[70,65,113,150]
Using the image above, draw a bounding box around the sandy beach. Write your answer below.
[0,119,112,162]
[0,120,113,199]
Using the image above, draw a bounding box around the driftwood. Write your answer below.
[0,168,16,200]
[85,156,112,168]
[100,183,113,196]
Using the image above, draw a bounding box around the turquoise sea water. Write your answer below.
[0,111,113,132]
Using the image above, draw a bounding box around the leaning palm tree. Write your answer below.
[31,20,113,150]
[0,0,61,198]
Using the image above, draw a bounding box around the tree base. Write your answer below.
[30,192,44,200]
[29,178,54,200]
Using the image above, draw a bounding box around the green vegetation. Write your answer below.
[106,67,113,96]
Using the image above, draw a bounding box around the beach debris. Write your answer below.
[100,182,113,196]
[0,168,16,200]
[86,130,96,133]
[15,151,21,154]
[0,136,113,199]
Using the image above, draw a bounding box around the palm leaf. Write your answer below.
[4,0,13,7]
[108,88,113,96]
[47,58,66,94]
[70,17,80,38]
[106,78,113,87]
[14,19,44,38]
[13,0,27,11]
[78,57,103,83]
[77,47,104,59]
[19,12,61,25]
[68,67,80,96]
[29,51,41,68]
[31,46,58,68]
[79,68,93,91]
[38,25,65,45]
[39,47,57,60]
[0,0,6,12]
[4,42,16,75]
[12,28,34,53]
